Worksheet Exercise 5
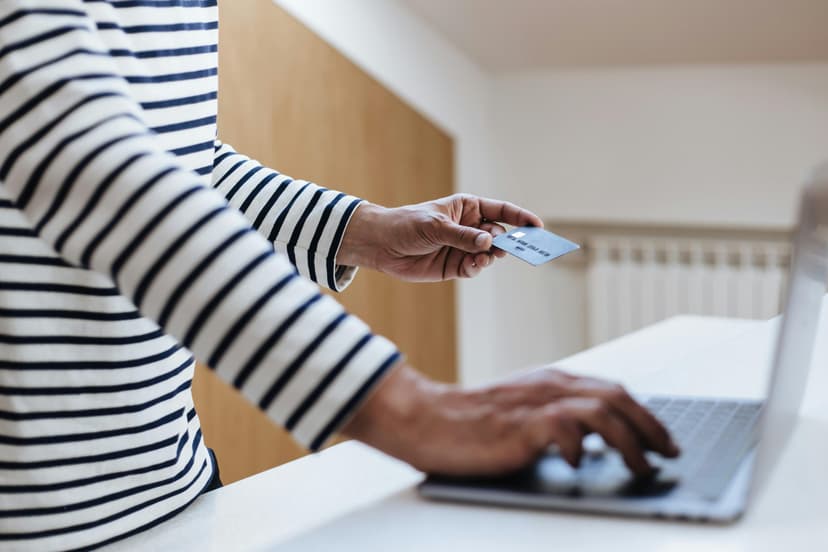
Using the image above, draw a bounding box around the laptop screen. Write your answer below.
[753,174,828,491]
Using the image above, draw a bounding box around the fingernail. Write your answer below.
[474,233,489,249]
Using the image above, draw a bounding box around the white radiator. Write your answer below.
[586,235,790,345]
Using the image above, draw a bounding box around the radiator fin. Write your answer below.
[586,236,790,345]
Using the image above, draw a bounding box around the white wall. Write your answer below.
[493,64,828,229]
[488,63,828,376]
[273,0,504,384]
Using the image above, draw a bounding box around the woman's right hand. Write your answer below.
[343,362,680,477]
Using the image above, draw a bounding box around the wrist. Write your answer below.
[342,361,449,455]
[338,201,390,270]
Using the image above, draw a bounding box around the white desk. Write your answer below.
[116,297,828,552]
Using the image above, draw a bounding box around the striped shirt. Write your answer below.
[0,1,400,549]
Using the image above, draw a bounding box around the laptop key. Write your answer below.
[691,404,763,499]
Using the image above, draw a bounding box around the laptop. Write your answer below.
[418,166,828,523]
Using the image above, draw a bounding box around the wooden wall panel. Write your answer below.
[192,0,456,484]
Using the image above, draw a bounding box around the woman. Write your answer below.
[0,2,676,549]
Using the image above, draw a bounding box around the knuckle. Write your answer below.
[559,414,580,434]
[544,366,565,376]
[486,408,516,436]
[425,211,445,227]
[479,385,504,404]
[545,406,580,436]
[480,406,498,425]
[589,401,612,422]
[541,367,569,385]
[520,428,545,452]
[422,213,448,238]
[546,406,571,428]
[447,193,468,207]
[608,383,628,400]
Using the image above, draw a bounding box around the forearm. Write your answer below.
[212,140,363,291]
[341,360,449,466]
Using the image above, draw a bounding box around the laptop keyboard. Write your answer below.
[644,396,763,500]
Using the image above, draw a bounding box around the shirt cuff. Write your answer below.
[288,335,402,451]
[316,195,363,292]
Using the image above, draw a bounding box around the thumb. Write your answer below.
[434,221,492,253]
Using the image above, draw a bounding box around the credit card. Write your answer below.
[492,226,580,266]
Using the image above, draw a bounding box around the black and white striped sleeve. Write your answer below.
[212,140,361,292]
[0,2,400,450]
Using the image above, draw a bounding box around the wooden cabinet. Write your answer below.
[192,0,456,484]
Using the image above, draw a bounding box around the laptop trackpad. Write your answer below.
[532,453,678,498]
[425,451,679,500]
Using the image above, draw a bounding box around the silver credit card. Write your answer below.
[492,226,580,266]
